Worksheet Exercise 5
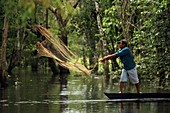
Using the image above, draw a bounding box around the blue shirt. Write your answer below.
[115,47,136,70]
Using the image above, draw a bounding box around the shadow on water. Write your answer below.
[46,73,69,112]
[0,70,170,113]
[105,102,140,113]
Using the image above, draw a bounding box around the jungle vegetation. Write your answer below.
[0,0,170,89]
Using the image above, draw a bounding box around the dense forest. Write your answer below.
[0,0,170,89]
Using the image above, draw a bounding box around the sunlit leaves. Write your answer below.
[102,5,120,40]
[42,0,50,8]
[101,0,170,87]
[132,0,170,87]
[20,0,35,12]
[55,0,77,20]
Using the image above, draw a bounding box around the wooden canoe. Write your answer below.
[104,92,170,99]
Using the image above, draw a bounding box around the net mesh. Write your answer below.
[35,25,91,75]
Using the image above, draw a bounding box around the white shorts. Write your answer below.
[120,67,139,84]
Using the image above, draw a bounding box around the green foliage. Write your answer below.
[102,4,121,51]
[100,0,170,88]
[132,0,170,88]
[0,0,169,88]
[68,0,98,56]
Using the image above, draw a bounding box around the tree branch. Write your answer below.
[73,0,81,8]
[48,6,56,14]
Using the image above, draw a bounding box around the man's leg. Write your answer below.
[120,69,128,93]
[135,83,140,93]
[127,67,140,93]
[120,82,123,93]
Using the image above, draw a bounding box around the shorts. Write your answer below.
[120,67,139,84]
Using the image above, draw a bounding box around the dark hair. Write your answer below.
[117,39,128,47]
[121,39,128,47]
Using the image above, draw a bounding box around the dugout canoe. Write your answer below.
[104,92,170,99]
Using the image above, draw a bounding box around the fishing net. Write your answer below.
[35,25,91,75]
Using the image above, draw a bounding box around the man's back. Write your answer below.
[116,47,136,70]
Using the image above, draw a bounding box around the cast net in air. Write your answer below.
[35,25,91,75]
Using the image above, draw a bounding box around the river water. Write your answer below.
[0,69,170,113]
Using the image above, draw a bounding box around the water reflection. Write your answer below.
[59,74,68,113]
[120,102,140,113]
[44,73,69,113]
[0,89,7,113]
[0,71,170,113]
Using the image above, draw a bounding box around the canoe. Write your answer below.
[104,92,170,99]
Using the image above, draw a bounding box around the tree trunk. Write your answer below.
[7,28,27,74]
[48,7,70,74]
[8,49,21,74]
[0,16,8,88]
[95,1,109,77]
[48,0,81,74]
[116,0,132,49]
[45,8,59,76]
[58,34,70,74]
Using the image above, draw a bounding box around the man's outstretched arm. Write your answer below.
[99,53,116,62]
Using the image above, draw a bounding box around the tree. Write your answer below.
[0,16,8,88]
[68,0,99,72]
[95,1,109,77]
[46,0,81,74]
[129,0,170,88]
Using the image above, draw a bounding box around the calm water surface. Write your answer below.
[0,70,170,113]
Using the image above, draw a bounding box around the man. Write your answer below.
[100,39,140,93]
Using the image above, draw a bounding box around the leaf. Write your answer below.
[42,0,50,8]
